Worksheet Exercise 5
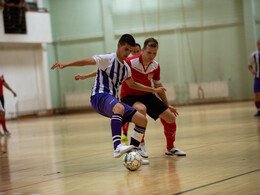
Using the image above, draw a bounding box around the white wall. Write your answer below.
[0,10,52,43]
[0,43,51,119]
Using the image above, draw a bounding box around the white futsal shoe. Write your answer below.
[165,146,186,156]
[4,130,11,136]
[114,144,134,158]
[137,142,149,158]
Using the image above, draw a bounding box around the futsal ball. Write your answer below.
[123,151,142,171]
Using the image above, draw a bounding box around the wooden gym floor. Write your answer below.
[0,101,260,195]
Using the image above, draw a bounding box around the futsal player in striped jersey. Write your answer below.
[51,34,166,159]
[248,39,260,117]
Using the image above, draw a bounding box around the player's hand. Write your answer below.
[169,105,178,117]
[75,74,86,80]
[13,92,17,97]
[251,70,257,75]
[154,87,166,93]
[51,61,64,70]
[0,111,4,117]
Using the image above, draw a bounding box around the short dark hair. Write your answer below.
[135,43,141,49]
[143,38,158,49]
[118,34,135,47]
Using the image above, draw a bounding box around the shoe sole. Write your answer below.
[140,154,149,158]
[176,153,186,156]
[114,145,134,158]
[165,152,186,156]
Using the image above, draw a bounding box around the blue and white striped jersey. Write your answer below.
[249,51,260,78]
[91,53,132,99]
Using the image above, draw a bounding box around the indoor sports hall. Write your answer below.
[0,0,260,194]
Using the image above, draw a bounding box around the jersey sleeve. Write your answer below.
[248,52,255,66]
[93,53,113,70]
[152,64,161,84]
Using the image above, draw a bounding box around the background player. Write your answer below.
[0,73,16,136]
[51,34,166,159]
[131,43,141,56]
[248,39,260,117]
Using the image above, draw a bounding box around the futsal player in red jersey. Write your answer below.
[120,38,186,157]
[0,73,17,136]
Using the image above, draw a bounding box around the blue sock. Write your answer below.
[111,114,122,150]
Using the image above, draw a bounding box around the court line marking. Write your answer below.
[173,168,260,195]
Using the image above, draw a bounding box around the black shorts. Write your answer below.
[121,93,168,120]
[0,96,4,109]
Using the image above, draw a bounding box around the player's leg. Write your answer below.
[0,97,9,136]
[121,102,147,141]
[121,96,149,157]
[131,102,148,157]
[254,78,260,116]
[90,93,134,158]
[254,92,260,116]
[159,109,186,156]
[142,93,186,156]
[121,122,129,141]
[0,110,4,136]
[129,111,147,146]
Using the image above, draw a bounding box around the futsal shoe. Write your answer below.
[254,110,260,117]
[138,142,149,158]
[4,130,11,136]
[142,159,150,165]
[121,133,128,141]
[165,146,186,156]
[114,144,134,158]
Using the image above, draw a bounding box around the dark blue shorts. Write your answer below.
[91,93,137,125]
[254,77,260,93]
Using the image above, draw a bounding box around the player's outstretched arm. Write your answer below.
[51,58,96,70]
[3,82,16,97]
[125,78,166,94]
[75,71,97,80]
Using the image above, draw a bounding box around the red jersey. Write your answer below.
[0,73,4,97]
[120,54,161,99]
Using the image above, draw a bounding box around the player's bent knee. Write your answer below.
[132,111,147,127]
[136,105,147,115]
[112,103,125,115]
[160,109,176,123]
